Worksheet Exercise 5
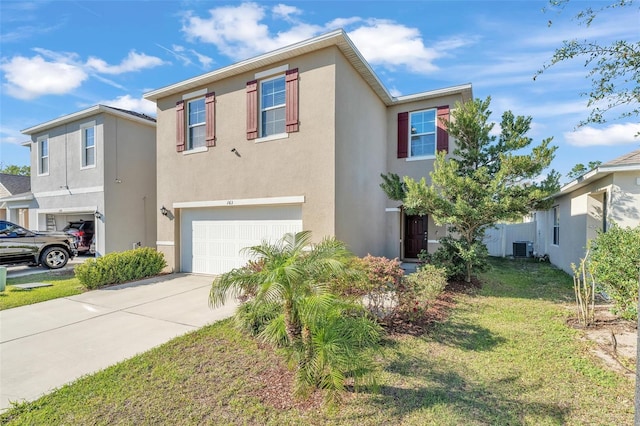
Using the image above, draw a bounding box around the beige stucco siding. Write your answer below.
[610,172,640,228]
[103,114,157,253]
[333,50,387,257]
[155,48,339,270]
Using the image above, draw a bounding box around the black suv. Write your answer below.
[63,221,95,253]
[0,220,78,269]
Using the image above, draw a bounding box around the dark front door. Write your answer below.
[404,214,428,258]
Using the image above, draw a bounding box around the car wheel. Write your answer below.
[41,247,69,269]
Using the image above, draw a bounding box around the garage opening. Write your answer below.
[181,205,302,275]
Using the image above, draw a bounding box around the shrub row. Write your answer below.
[75,247,167,289]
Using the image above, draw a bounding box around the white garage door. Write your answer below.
[181,205,302,275]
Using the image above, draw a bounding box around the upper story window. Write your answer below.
[81,123,96,168]
[552,206,560,245]
[175,91,215,153]
[409,109,436,158]
[260,76,286,137]
[38,137,49,175]
[246,67,299,141]
[397,106,449,160]
[188,98,206,150]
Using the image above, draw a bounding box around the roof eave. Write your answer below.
[21,105,155,135]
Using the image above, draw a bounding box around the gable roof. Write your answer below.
[21,105,156,135]
[557,148,640,196]
[143,29,472,106]
[0,173,30,195]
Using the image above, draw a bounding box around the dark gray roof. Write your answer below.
[601,148,640,167]
[102,105,156,123]
[0,173,30,195]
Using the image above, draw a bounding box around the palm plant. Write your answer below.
[209,231,382,402]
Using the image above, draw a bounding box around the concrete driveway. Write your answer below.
[0,273,237,411]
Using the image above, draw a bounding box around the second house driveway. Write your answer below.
[0,273,237,411]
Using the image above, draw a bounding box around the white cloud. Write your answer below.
[348,20,440,73]
[190,49,214,69]
[0,55,87,100]
[86,50,165,74]
[99,95,157,116]
[564,123,640,147]
[272,4,302,21]
[0,125,26,145]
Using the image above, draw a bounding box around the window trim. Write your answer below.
[552,206,560,246]
[80,121,96,169]
[407,108,437,160]
[186,97,207,151]
[259,74,287,139]
[37,135,49,176]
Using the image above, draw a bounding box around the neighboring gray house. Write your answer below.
[535,148,640,274]
[0,173,32,227]
[144,29,472,274]
[21,105,157,256]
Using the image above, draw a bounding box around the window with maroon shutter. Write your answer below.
[397,112,408,158]
[246,80,258,140]
[437,105,449,153]
[205,92,216,147]
[176,100,185,152]
[285,68,299,132]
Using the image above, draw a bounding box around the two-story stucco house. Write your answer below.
[21,105,157,256]
[144,29,472,274]
[534,148,640,274]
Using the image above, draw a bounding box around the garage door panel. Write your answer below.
[182,206,302,275]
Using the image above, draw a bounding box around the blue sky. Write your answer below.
[1,0,638,181]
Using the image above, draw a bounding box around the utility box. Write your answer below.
[513,241,533,258]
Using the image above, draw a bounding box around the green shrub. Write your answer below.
[589,224,640,321]
[75,247,166,289]
[419,236,489,281]
[398,264,448,321]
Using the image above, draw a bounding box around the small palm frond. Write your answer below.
[209,266,261,308]
[259,313,289,347]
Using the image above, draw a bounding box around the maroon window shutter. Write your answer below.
[437,105,450,153]
[397,112,408,158]
[205,92,216,147]
[246,80,258,140]
[176,100,185,152]
[285,68,299,132]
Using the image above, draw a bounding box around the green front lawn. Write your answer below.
[1,258,634,425]
[0,271,85,310]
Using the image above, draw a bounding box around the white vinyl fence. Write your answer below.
[483,222,536,258]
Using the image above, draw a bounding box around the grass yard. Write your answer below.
[0,258,634,425]
[0,270,85,310]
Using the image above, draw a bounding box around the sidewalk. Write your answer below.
[0,273,237,411]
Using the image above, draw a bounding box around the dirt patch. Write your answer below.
[568,304,637,378]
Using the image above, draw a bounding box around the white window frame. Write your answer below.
[187,97,206,151]
[552,206,560,246]
[80,121,96,169]
[259,74,286,139]
[37,136,49,176]
[407,108,437,160]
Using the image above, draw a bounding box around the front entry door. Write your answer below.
[404,214,428,258]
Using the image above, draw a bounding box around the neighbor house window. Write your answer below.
[38,138,49,175]
[176,92,215,153]
[552,206,560,245]
[260,76,286,137]
[409,109,437,158]
[246,67,299,140]
[81,123,96,168]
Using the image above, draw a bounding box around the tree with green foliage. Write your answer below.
[0,164,30,176]
[398,97,560,283]
[209,231,381,403]
[536,0,639,127]
[589,224,640,321]
[566,160,602,180]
